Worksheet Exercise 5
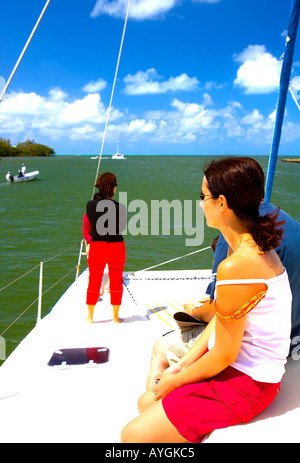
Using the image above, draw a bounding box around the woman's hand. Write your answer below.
[164,364,182,375]
[151,372,180,401]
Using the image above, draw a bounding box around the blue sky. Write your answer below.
[0,0,300,155]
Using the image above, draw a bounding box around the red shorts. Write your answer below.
[162,366,280,443]
[86,241,126,306]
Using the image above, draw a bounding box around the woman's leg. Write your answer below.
[85,305,96,323]
[138,391,157,413]
[86,242,106,322]
[112,305,121,323]
[121,400,188,444]
[146,338,170,392]
[107,242,126,322]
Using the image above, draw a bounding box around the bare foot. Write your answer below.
[113,305,121,324]
[85,305,95,324]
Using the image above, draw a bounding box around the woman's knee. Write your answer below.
[121,422,134,443]
[138,391,155,413]
[121,419,145,443]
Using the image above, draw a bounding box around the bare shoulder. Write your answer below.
[217,253,246,281]
[216,252,269,315]
[218,248,283,282]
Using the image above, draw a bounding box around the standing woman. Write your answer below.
[86,172,126,324]
[121,157,292,443]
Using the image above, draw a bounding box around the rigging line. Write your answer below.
[0,265,77,338]
[0,296,39,337]
[0,0,52,104]
[0,264,40,294]
[43,242,81,264]
[42,265,77,297]
[289,85,300,111]
[0,242,80,294]
[92,0,132,199]
[139,246,212,272]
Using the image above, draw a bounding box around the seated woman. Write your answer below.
[121,157,292,443]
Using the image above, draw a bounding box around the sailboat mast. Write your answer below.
[265,0,300,203]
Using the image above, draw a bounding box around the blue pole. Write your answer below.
[265,0,300,203]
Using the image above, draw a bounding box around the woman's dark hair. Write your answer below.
[95,172,117,198]
[203,157,285,253]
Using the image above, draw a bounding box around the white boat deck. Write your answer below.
[0,269,211,443]
[0,268,299,443]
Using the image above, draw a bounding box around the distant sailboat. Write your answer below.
[112,137,126,159]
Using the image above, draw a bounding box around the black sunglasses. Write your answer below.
[200,191,219,201]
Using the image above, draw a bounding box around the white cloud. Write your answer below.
[142,97,221,144]
[241,109,264,125]
[239,109,274,140]
[124,68,199,95]
[0,86,123,142]
[60,94,104,124]
[0,91,48,116]
[234,45,282,94]
[1,80,300,151]
[83,79,107,93]
[91,0,179,20]
[68,125,98,141]
[90,0,223,20]
[204,81,226,91]
[124,69,161,95]
[203,93,213,106]
[48,88,68,102]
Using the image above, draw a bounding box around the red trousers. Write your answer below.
[86,241,126,306]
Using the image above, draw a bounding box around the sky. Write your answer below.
[0,0,300,156]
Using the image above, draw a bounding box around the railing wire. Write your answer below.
[0,242,82,337]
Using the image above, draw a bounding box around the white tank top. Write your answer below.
[208,270,292,383]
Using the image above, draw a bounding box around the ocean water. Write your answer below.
[0,154,299,364]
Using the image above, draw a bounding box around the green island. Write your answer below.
[0,138,55,157]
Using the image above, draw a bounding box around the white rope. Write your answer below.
[139,246,212,272]
[289,85,300,111]
[0,0,52,103]
[92,0,132,198]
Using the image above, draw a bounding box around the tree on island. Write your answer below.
[0,138,55,157]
